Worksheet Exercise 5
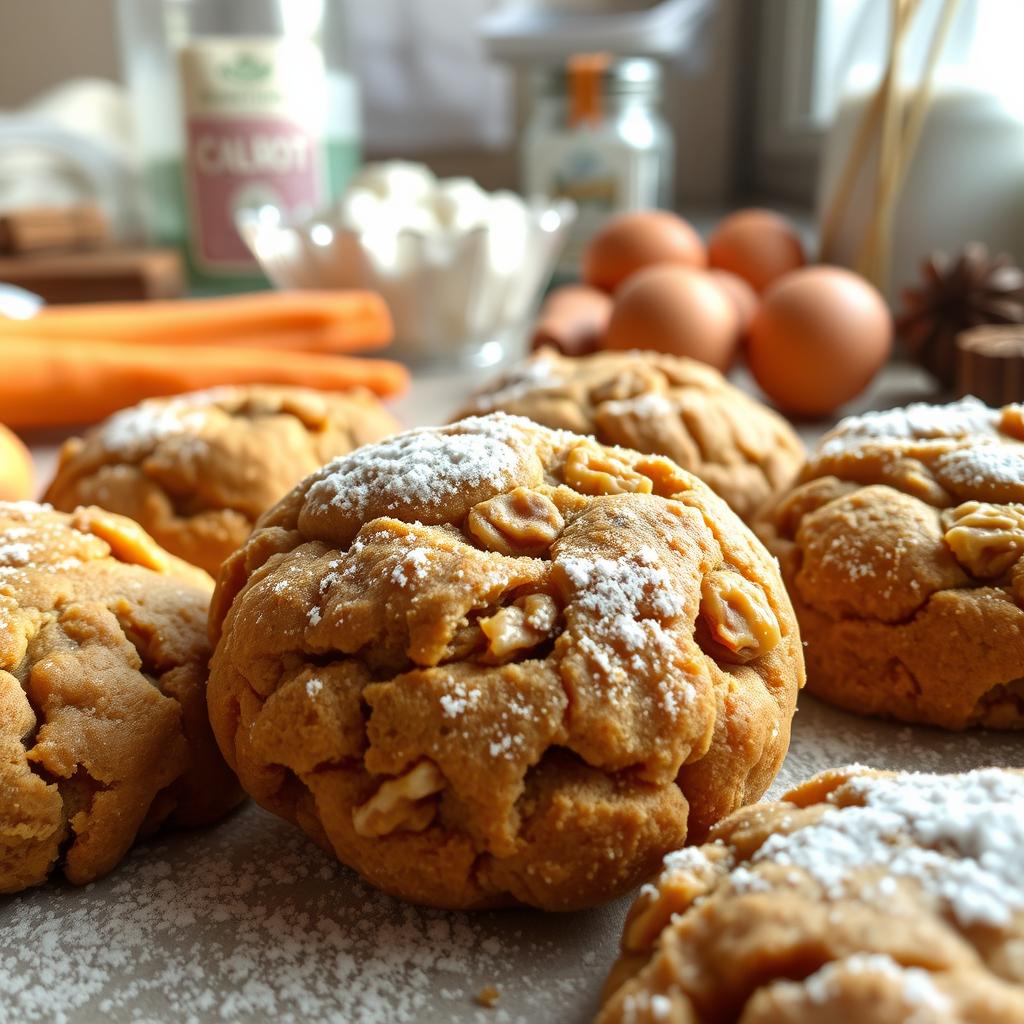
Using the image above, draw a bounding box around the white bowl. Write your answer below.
[237,198,576,368]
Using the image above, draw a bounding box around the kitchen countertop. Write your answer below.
[3,359,1022,1024]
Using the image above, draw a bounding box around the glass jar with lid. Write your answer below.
[117,0,361,293]
[521,55,674,273]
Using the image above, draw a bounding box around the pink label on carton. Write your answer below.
[185,116,324,269]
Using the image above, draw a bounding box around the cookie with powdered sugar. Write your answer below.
[206,413,804,910]
[44,385,400,577]
[457,348,805,523]
[756,396,1024,729]
[599,765,1024,1023]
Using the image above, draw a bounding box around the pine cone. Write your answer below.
[898,243,1024,388]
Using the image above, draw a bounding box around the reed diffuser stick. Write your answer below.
[893,0,962,195]
[819,0,919,263]
[857,0,909,285]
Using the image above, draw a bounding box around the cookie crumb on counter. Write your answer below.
[476,985,501,1008]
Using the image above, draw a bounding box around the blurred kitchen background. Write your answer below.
[1,0,1022,374]
[3,0,1020,283]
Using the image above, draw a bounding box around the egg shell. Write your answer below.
[706,269,758,335]
[532,285,613,356]
[708,208,805,294]
[747,266,892,418]
[0,423,34,501]
[582,210,706,293]
[602,264,741,372]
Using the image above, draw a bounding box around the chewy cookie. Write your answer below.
[207,413,803,910]
[599,766,1024,1024]
[0,502,241,894]
[459,348,805,522]
[757,396,1024,729]
[45,385,401,577]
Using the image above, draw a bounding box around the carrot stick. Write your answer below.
[1,290,393,354]
[0,335,409,428]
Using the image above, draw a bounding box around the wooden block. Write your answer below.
[956,325,1024,405]
[0,248,185,303]
[0,205,109,255]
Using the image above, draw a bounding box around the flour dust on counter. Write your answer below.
[0,805,615,1024]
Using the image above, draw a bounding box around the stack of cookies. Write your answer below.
[3,350,1021,1020]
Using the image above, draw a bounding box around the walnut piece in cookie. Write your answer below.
[598,766,1024,1024]
[0,501,242,894]
[44,385,401,577]
[457,348,805,522]
[206,413,804,911]
[756,396,1024,729]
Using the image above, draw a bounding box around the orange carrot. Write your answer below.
[0,422,34,500]
[0,335,409,428]
[1,290,393,354]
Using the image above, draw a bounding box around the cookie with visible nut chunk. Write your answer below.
[0,501,242,894]
[598,766,1024,1024]
[756,396,1024,730]
[44,385,400,577]
[458,348,805,522]
[206,413,804,910]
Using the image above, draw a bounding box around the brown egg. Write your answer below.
[603,265,740,372]
[708,208,805,294]
[531,285,613,356]
[748,266,892,417]
[707,269,758,336]
[582,210,706,293]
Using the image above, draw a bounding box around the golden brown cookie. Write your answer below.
[206,413,804,911]
[0,501,241,894]
[599,766,1024,1024]
[757,396,1024,729]
[44,385,401,577]
[458,348,805,522]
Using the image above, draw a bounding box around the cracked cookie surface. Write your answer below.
[206,413,804,911]
[756,396,1024,729]
[0,501,242,894]
[598,766,1024,1024]
[44,385,401,576]
[458,349,805,523]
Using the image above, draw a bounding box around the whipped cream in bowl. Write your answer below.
[238,161,575,368]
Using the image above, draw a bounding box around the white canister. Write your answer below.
[817,0,1024,300]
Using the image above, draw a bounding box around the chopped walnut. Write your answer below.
[588,368,661,404]
[479,594,559,662]
[945,500,1024,578]
[475,985,501,1009]
[467,487,564,556]
[72,507,170,572]
[563,443,654,496]
[999,404,1024,441]
[634,455,694,498]
[352,760,446,838]
[700,569,781,663]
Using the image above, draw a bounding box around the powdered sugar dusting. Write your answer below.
[468,353,559,410]
[935,442,1024,491]
[304,416,537,521]
[559,549,686,702]
[98,390,228,458]
[0,808,598,1023]
[641,845,716,900]
[819,396,999,456]
[799,954,952,1014]
[599,393,676,420]
[754,768,1024,927]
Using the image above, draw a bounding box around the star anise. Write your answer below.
[898,243,1024,388]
